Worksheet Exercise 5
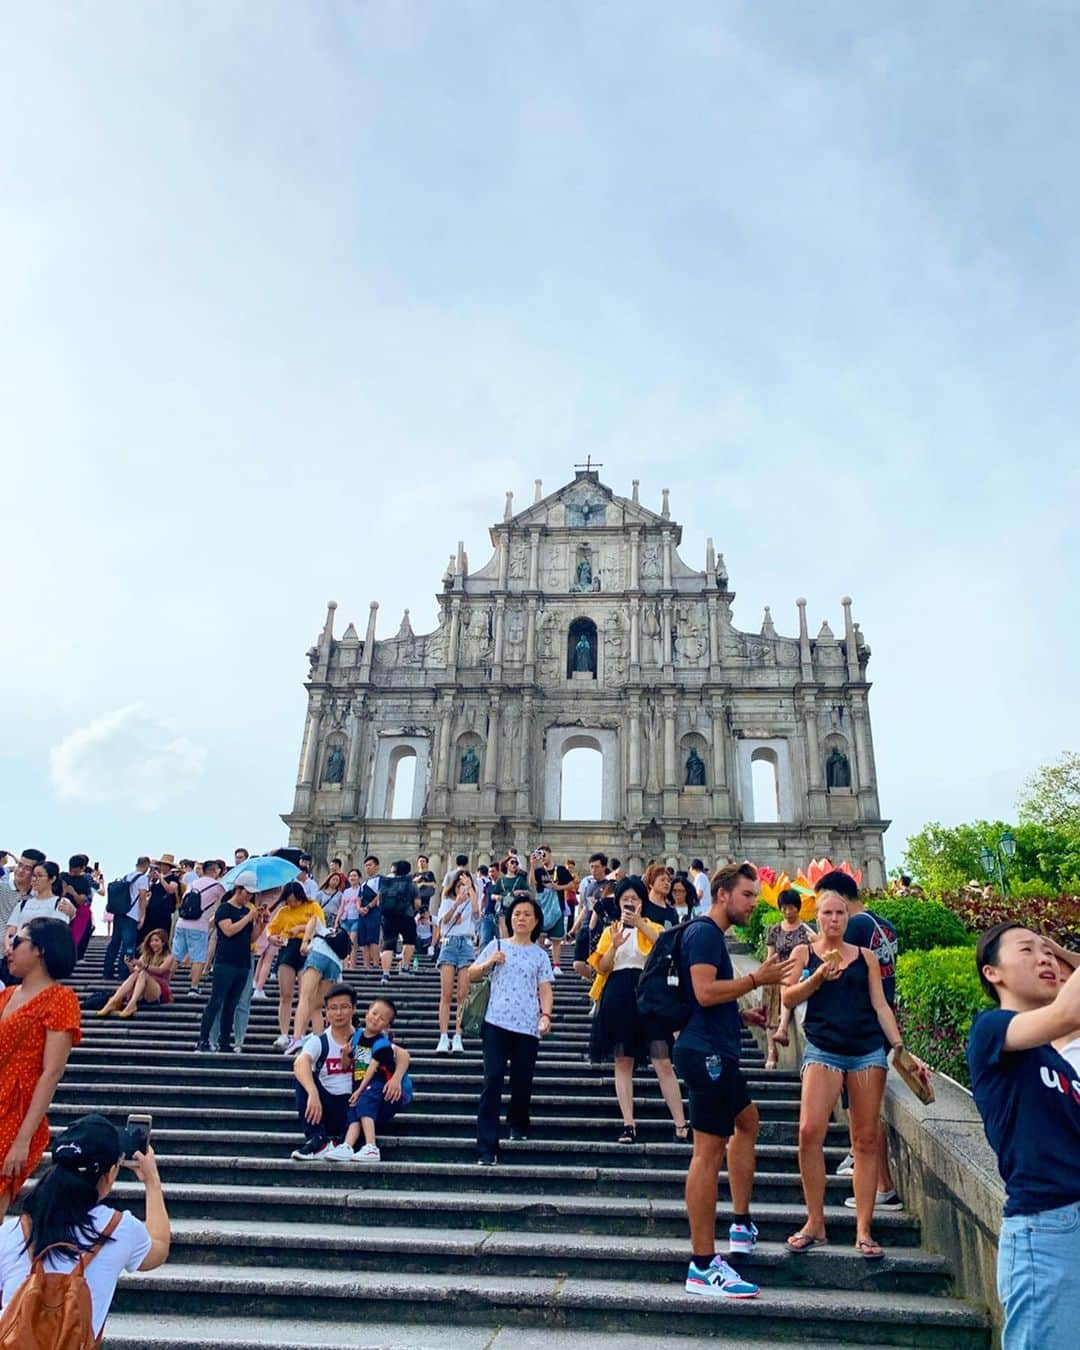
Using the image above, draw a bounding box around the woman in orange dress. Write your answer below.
[0,916,81,1219]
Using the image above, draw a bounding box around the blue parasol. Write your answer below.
[220,854,300,893]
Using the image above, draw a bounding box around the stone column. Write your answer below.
[528,528,540,591]
[447,598,462,675]
[852,702,873,787]
[797,598,813,682]
[662,530,672,590]
[436,695,454,788]
[804,700,822,788]
[661,599,673,670]
[663,697,677,786]
[707,596,720,667]
[842,596,860,682]
[300,693,324,786]
[525,598,537,667]
[492,597,506,672]
[482,695,501,813]
[518,692,534,814]
[629,528,640,590]
[709,696,728,790]
[628,697,642,787]
[358,602,379,681]
[497,535,509,590]
[629,599,640,665]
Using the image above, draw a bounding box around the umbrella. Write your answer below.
[221,854,300,893]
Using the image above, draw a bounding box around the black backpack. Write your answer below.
[178,886,216,922]
[635,917,713,1032]
[105,876,133,917]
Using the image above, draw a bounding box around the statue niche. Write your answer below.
[566,616,598,679]
[685,747,706,787]
[572,545,595,593]
[825,746,851,790]
[322,743,345,785]
[459,744,482,785]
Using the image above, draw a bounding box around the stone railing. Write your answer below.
[731,948,1003,1344]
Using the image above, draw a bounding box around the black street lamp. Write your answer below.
[979,829,1017,896]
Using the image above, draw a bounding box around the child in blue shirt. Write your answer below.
[341,996,413,1162]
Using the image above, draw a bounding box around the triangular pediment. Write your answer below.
[506,474,666,530]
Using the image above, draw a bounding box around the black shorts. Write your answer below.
[277,938,305,971]
[573,925,591,964]
[380,910,417,952]
[673,1044,752,1138]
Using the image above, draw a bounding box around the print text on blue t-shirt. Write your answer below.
[967,1007,1080,1216]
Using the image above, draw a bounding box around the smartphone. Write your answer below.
[125,1113,153,1156]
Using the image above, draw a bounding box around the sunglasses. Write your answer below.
[10,935,29,950]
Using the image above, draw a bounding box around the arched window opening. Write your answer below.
[567,616,598,679]
[560,744,603,820]
[750,749,780,824]
[388,749,417,820]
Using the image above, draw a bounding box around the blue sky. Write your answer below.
[3,2,1077,875]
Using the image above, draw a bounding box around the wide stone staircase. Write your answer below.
[48,940,990,1348]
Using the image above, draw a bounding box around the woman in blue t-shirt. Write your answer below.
[967,922,1080,1350]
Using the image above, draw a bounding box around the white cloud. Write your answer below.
[50,705,206,812]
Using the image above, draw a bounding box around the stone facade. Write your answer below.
[283,471,889,883]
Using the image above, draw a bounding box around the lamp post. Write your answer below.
[979,829,1017,896]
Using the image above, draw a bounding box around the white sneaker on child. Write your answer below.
[356,1144,381,1162]
[323,1143,355,1162]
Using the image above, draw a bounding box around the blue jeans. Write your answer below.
[103,915,138,981]
[207,954,256,1049]
[479,914,498,947]
[998,1199,1080,1349]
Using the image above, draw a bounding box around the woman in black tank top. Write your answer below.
[779,891,926,1263]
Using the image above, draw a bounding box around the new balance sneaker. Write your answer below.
[844,1189,904,1211]
[290,1137,331,1161]
[356,1144,381,1162]
[436,1033,451,1054]
[728,1222,759,1254]
[323,1143,355,1162]
[451,1033,464,1053]
[684,1256,759,1299]
[836,1152,855,1176]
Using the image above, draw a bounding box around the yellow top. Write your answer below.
[268,901,325,940]
[587,919,661,1002]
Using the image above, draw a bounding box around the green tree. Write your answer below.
[903,818,1080,895]
[1018,752,1080,831]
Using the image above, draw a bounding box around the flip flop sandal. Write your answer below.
[855,1238,885,1260]
[786,1232,827,1252]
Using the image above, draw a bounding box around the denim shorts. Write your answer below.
[302,950,342,982]
[339,918,360,934]
[437,935,475,968]
[172,927,208,963]
[801,1041,889,1074]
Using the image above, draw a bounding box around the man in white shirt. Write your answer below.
[690,859,711,916]
[297,858,320,901]
[1,849,45,942]
[103,857,150,982]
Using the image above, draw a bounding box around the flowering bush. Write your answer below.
[937,890,1080,950]
[895,947,991,1089]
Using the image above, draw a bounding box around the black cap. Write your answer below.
[51,1114,139,1179]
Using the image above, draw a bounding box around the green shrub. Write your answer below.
[871,898,970,951]
[732,900,776,958]
[895,947,992,1088]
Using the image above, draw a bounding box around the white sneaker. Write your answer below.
[272,1034,290,1049]
[836,1152,855,1176]
[323,1142,355,1163]
[552,965,561,975]
[251,988,268,1001]
[845,1190,904,1211]
[436,1033,451,1053]
[283,1038,303,1056]
[356,1144,381,1162]
[451,1033,464,1053]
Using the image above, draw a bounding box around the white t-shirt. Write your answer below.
[0,1207,151,1338]
[436,893,476,939]
[174,878,224,933]
[692,871,710,908]
[8,895,72,927]
[125,870,149,921]
[300,1027,352,1095]
[1057,1036,1080,1076]
[300,877,320,900]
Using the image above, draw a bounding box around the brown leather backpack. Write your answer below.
[0,1210,122,1349]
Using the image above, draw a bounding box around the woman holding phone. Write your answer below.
[588,876,689,1143]
[435,868,480,1053]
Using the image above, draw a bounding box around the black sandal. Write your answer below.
[618,1123,637,1144]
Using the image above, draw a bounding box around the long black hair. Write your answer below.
[23,916,77,980]
[20,1161,117,1258]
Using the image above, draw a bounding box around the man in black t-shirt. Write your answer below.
[968,923,1080,1348]
[195,871,268,1053]
[674,862,795,1300]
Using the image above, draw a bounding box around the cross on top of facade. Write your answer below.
[574,455,603,474]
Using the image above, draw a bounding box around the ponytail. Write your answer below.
[20,1163,116,1257]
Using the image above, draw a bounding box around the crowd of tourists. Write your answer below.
[0,840,1077,1345]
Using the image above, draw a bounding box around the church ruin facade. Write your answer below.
[283,470,889,885]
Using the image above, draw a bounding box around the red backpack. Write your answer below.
[0,1211,122,1349]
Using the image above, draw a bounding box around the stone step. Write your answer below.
[48,1100,843,1145]
[93,1151,845,1202]
[102,1312,911,1350]
[110,1182,924,1245]
[160,1217,952,1294]
[49,1123,848,1169]
[108,1265,989,1346]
